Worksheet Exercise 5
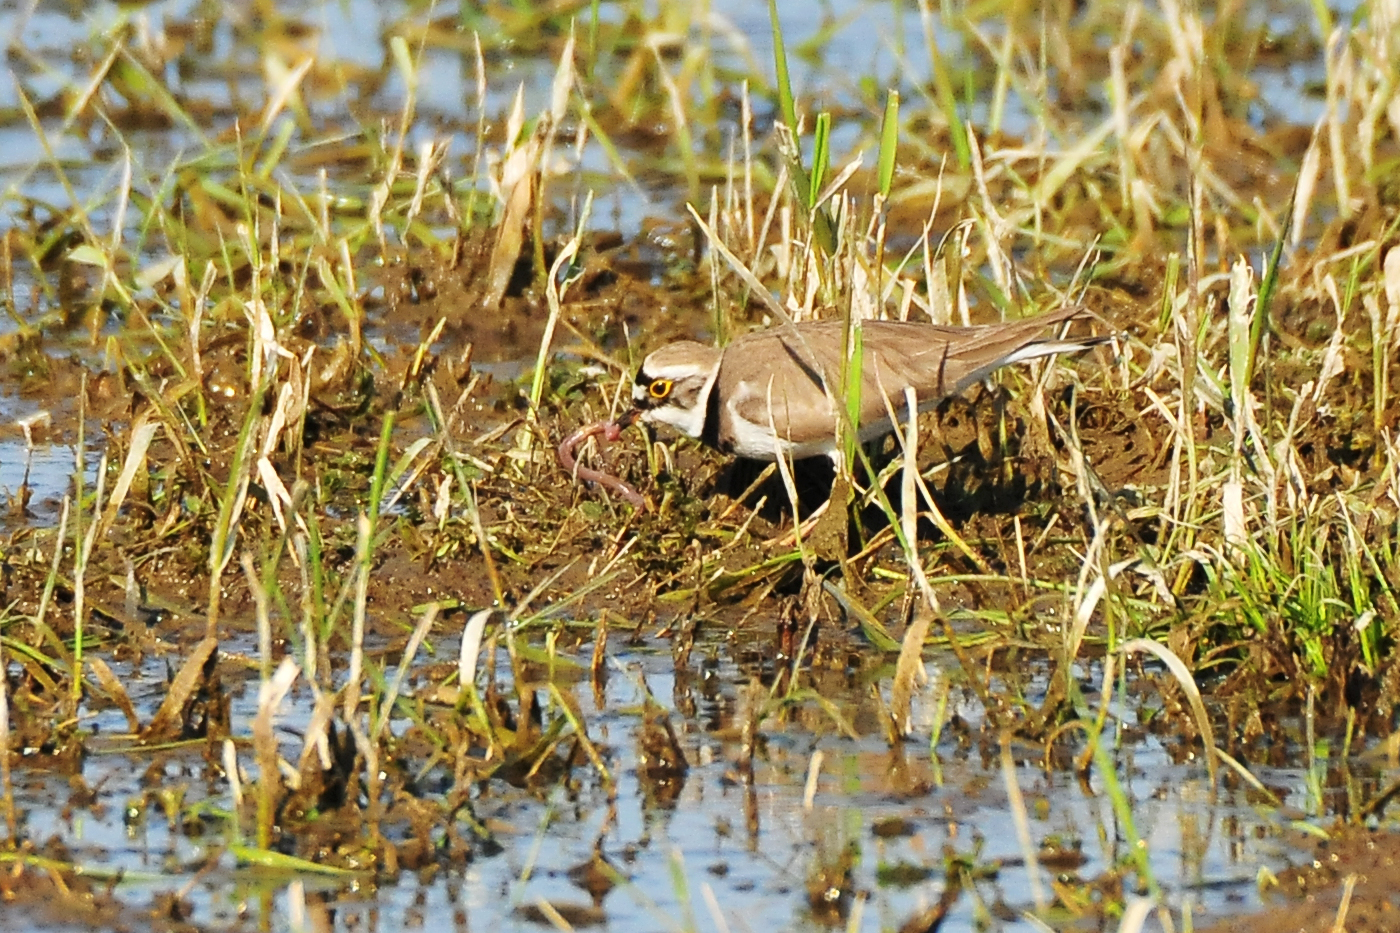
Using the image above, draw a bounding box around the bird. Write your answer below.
[621,304,1108,463]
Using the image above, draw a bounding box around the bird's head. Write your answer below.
[626,341,723,439]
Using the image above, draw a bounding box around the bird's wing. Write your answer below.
[856,310,1097,418]
[721,307,1099,447]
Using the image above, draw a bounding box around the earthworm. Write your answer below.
[558,420,646,509]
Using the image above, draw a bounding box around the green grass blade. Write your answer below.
[878,90,900,199]
[768,0,797,134]
[810,112,831,210]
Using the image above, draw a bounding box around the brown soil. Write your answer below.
[1197,826,1400,933]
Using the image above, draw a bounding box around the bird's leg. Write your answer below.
[826,448,847,483]
[782,449,844,562]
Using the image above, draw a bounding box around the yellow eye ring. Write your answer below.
[648,378,673,399]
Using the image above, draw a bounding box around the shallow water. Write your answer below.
[0,0,1332,254]
[9,626,1352,933]
[0,439,80,522]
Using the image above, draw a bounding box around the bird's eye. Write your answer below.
[648,378,673,400]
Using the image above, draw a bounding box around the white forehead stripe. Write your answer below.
[641,360,714,380]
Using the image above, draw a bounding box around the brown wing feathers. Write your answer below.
[716,306,1100,447]
[856,307,1097,425]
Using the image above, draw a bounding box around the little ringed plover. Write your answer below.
[623,304,1107,462]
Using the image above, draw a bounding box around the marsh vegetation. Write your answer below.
[2,0,1400,930]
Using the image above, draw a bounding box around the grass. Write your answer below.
[0,0,1399,929]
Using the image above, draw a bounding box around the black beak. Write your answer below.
[615,408,640,429]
